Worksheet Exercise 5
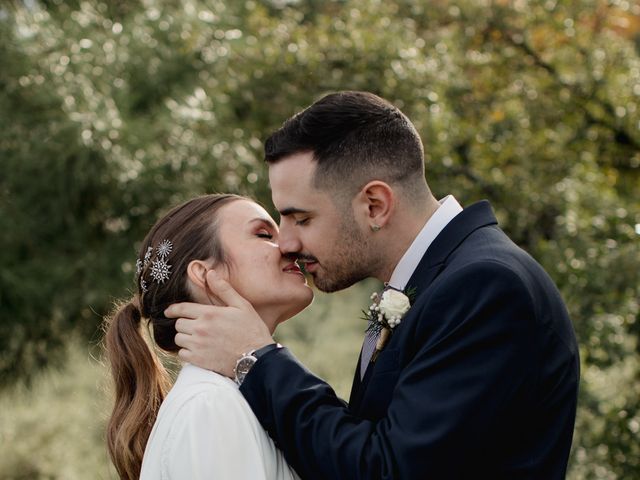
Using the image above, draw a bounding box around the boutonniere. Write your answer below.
[363,286,416,362]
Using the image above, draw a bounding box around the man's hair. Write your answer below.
[264,91,428,198]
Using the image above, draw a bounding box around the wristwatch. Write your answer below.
[233,343,282,386]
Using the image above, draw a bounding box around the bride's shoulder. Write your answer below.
[148,366,299,480]
[168,364,241,404]
[176,363,237,388]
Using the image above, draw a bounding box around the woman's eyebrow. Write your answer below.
[248,217,278,230]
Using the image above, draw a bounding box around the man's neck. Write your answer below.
[375,196,440,283]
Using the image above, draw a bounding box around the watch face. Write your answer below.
[235,356,257,385]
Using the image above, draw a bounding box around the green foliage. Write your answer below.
[0,339,116,479]
[0,0,638,477]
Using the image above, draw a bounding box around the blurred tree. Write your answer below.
[0,0,638,477]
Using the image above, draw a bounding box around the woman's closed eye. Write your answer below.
[295,217,309,226]
[256,230,273,239]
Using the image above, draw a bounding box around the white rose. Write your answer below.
[379,289,411,321]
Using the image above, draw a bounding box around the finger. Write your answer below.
[174,332,193,349]
[165,301,217,319]
[177,348,193,363]
[174,318,196,335]
[205,270,251,309]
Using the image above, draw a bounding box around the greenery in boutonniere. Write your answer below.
[362,286,416,360]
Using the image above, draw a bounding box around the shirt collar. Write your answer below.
[388,195,463,290]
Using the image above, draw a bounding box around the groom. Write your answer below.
[168,91,579,479]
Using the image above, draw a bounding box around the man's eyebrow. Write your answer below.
[279,207,310,217]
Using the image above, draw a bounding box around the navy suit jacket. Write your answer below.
[241,201,580,479]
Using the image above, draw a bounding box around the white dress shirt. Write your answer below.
[140,363,299,480]
[388,195,463,290]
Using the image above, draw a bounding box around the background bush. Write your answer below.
[0,0,638,478]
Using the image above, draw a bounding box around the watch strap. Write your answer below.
[234,343,283,386]
[253,342,283,359]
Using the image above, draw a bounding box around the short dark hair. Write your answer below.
[265,91,426,197]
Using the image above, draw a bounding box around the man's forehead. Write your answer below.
[269,159,330,216]
[270,186,315,214]
[268,152,316,181]
[268,153,318,207]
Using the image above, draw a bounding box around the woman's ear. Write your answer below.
[186,259,210,291]
[187,260,226,305]
[353,180,395,231]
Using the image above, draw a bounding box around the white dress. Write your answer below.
[140,363,299,480]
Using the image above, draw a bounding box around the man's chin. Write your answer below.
[311,272,358,293]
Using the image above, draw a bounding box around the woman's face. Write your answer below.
[215,199,313,332]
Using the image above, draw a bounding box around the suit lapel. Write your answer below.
[348,350,363,408]
[349,201,499,413]
[405,200,498,294]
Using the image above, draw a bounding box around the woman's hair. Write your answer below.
[103,193,245,480]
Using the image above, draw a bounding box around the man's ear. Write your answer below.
[353,181,395,231]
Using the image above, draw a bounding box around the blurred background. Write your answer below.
[0,0,638,478]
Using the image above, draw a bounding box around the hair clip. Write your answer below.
[137,239,173,291]
[143,246,153,267]
[156,239,173,259]
[150,258,171,284]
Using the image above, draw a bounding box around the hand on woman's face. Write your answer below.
[214,200,313,331]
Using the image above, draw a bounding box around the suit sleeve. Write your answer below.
[240,261,540,479]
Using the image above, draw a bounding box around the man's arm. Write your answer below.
[171,263,554,479]
[239,261,541,479]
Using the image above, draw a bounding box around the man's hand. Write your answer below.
[166,270,273,378]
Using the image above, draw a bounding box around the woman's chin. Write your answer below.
[257,290,314,333]
[277,293,314,327]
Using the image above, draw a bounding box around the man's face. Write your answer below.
[268,151,373,292]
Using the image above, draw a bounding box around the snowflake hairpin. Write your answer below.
[156,239,173,259]
[150,258,172,284]
[135,258,143,275]
[143,246,153,267]
[137,239,173,289]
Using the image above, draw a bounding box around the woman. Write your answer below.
[104,193,312,480]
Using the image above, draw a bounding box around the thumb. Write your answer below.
[204,270,251,309]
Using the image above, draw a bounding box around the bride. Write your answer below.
[103,193,312,480]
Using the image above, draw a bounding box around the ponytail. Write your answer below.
[104,298,171,480]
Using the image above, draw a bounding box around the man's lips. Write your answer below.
[298,260,318,273]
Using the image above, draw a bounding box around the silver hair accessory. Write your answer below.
[143,246,153,267]
[149,239,173,284]
[150,259,171,284]
[137,239,173,291]
[156,239,173,259]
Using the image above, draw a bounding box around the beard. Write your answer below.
[311,219,374,293]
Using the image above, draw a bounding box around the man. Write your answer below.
[167,91,579,479]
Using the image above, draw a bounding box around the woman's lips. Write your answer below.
[283,262,303,274]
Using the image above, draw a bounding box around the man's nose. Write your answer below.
[278,224,302,255]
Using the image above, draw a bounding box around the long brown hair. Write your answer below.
[103,193,244,480]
